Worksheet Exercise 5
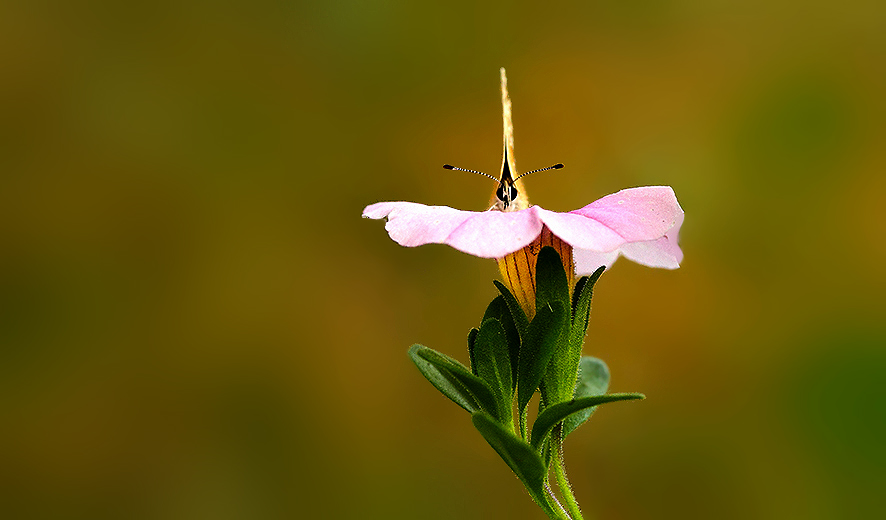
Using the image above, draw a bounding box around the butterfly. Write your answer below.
[443,153,563,210]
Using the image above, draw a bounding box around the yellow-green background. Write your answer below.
[2,1,884,519]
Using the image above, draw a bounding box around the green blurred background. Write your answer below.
[2,1,884,519]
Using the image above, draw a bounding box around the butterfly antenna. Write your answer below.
[513,163,564,182]
[443,164,500,183]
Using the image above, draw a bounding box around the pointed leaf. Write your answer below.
[539,331,577,407]
[571,275,590,316]
[537,247,583,407]
[568,266,605,355]
[472,411,553,514]
[535,246,571,319]
[531,393,645,450]
[408,344,498,416]
[473,317,513,425]
[539,434,554,470]
[517,301,568,415]
[493,280,529,343]
[482,295,521,389]
[564,356,610,437]
[543,266,606,408]
[467,328,479,376]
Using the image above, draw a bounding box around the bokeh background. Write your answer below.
[2,1,885,519]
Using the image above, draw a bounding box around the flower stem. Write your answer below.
[553,426,584,520]
[528,487,571,520]
[545,480,573,520]
[519,407,528,440]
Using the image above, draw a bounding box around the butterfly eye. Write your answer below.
[508,185,518,201]
[495,184,507,203]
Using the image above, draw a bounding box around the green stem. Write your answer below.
[519,407,528,440]
[553,425,584,520]
[545,481,573,520]
[528,486,572,520]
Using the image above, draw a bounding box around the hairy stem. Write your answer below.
[546,480,573,520]
[553,425,584,520]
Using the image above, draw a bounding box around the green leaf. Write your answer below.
[473,317,513,426]
[571,275,590,316]
[481,295,521,389]
[408,344,499,416]
[467,328,479,376]
[540,434,554,471]
[536,247,580,407]
[472,411,555,515]
[543,266,606,408]
[564,357,610,437]
[493,280,529,343]
[517,301,569,416]
[535,246,571,319]
[567,266,605,356]
[531,393,645,450]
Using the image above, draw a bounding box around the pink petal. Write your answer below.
[363,202,472,246]
[572,186,683,242]
[445,208,542,258]
[620,212,684,268]
[362,202,542,258]
[573,248,622,274]
[574,211,684,274]
[535,207,625,252]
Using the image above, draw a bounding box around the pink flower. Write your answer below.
[363,68,683,317]
[362,185,684,276]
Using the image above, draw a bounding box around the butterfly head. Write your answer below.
[443,157,563,211]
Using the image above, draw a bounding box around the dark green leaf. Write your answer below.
[531,393,645,450]
[535,246,571,319]
[493,280,529,343]
[517,301,568,416]
[568,266,605,355]
[482,295,521,389]
[536,247,581,407]
[408,344,498,416]
[473,317,513,425]
[544,266,606,408]
[467,328,479,376]
[472,411,553,514]
[564,357,610,437]
[571,275,590,316]
[540,434,554,470]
